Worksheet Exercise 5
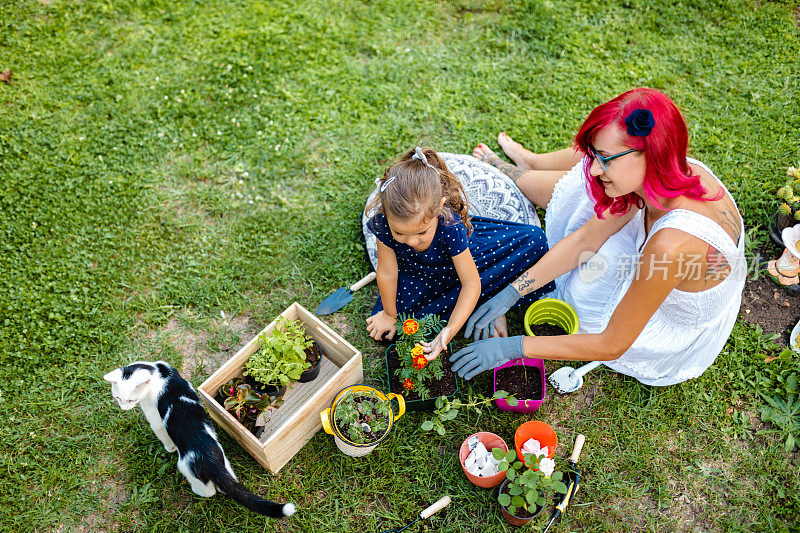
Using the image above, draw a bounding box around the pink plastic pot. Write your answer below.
[493,358,546,413]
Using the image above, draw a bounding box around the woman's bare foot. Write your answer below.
[492,314,508,338]
[498,132,539,170]
[473,142,497,163]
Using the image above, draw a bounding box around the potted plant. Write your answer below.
[492,447,568,527]
[244,316,320,394]
[321,385,405,457]
[216,378,285,437]
[770,165,800,247]
[459,432,509,489]
[385,314,458,410]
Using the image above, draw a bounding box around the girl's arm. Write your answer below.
[366,240,400,340]
[521,228,692,360]
[424,249,481,359]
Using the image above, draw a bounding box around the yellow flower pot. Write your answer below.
[321,384,405,457]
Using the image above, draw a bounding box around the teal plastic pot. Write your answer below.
[524,298,579,336]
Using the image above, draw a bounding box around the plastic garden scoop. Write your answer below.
[379,496,451,533]
[548,361,602,394]
[316,271,376,315]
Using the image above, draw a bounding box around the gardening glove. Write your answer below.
[464,285,521,341]
[449,336,524,380]
[421,326,452,361]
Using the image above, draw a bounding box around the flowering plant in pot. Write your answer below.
[492,448,568,526]
[244,317,319,393]
[385,314,458,409]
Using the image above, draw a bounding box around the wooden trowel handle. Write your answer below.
[420,496,451,519]
[349,271,377,292]
[571,434,586,463]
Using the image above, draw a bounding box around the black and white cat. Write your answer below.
[103,361,295,518]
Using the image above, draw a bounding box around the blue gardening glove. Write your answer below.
[464,285,522,341]
[449,336,524,380]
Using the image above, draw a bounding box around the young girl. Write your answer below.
[365,146,554,359]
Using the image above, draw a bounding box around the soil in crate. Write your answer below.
[386,347,457,402]
[528,323,568,336]
[495,365,543,401]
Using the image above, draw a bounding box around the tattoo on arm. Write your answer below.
[514,271,537,295]
[484,155,527,183]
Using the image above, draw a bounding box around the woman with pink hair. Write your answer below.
[450,88,746,386]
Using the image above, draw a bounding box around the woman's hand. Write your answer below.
[449,336,524,379]
[464,285,521,341]
[366,311,397,341]
[421,326,452,361]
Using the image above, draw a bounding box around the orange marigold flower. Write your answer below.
[412,354,428,371]
[410,344,424,357]
[402,319,419,335]
[403,378,415,390]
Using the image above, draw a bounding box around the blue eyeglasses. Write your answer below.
[588,145,640,172]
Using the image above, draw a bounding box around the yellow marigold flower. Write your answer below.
[411,344,424,357]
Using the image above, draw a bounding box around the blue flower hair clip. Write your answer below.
[624,109,655,137]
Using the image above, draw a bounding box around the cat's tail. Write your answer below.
[214,470,296,518]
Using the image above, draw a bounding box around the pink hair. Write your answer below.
[574,88,721,218]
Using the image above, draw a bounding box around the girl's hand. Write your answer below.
[421,327,452,361]
[366,311,397,341]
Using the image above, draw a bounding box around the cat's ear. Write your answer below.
[103,368,122,384]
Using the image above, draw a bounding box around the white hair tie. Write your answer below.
[411,146,440,174]
[379,176,396,192]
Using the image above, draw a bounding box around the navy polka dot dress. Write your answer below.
[368,210,556,319]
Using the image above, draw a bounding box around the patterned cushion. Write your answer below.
[362,153,540,269]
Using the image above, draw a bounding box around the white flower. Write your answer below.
[539,457,555,477]
[787,167,797,177]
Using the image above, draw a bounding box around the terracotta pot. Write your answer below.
[514,420,557,464]
[459,432,508,488]
[498,479,544,527]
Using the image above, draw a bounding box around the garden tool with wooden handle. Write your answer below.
[316,271,376,315]
[379,496,451,533]
[543,434,586,532]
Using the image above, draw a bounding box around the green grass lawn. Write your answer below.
[1,0,799,530]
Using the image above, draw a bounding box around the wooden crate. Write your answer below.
[198,302,363,473]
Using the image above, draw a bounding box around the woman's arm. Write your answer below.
[465,209,638,340]
[451,228,693,379]
[366,240,399,340]
[521,228,691,360]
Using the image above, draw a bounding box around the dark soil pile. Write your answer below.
[495,365,543,401]
[386,347,458,402]
[528,323,567,336]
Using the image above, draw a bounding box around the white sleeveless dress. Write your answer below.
[544,157,746,386]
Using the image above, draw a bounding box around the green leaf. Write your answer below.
[436,424,445,436]
[509,485,523,496]
[493,390,508,399]
[421,420,434,431]
[506,468,516,481]
[511,495,525,509]
[506,396,519,407]
[492,448,506,460]
[498,494,511,507]
[505,450,517,463]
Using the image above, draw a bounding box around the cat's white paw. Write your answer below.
[164,442,177,453]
